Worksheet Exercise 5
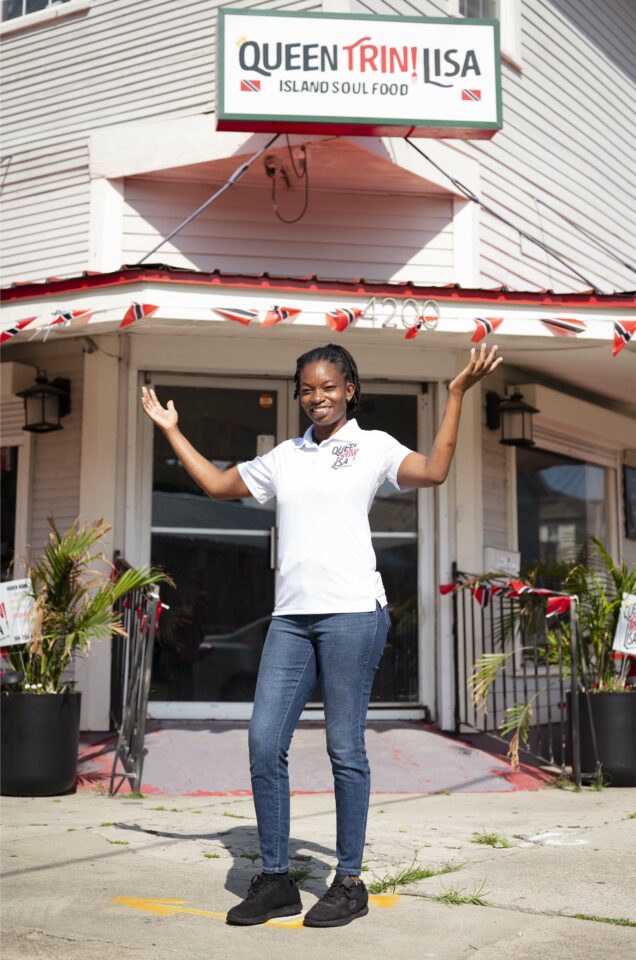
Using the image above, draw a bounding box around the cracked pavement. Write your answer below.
[2,789,635,958]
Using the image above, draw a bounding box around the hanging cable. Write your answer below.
[271,137,309,224]
[136,133,280,265]
[405,137,603,292]
[534,197,636,276]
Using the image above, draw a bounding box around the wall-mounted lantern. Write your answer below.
[486,388,538,447]
[17,373,71,433]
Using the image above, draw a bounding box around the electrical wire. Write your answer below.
[136,133,280,265]
[272,138,309,224]
[405,137,603,292]
[534,197,636,277]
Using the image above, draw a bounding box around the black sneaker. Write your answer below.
[303,875,369,928]
[226,873,303,926]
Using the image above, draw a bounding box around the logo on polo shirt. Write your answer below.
[331,442,359,470]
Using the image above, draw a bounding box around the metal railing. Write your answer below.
[451,564,581,784]
[109,556,162,795]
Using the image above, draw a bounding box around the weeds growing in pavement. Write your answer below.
[627,812,636,819]
[242,852,261,862]
[106,839,130,845]
[434,880,488,907]
[471,830,512,848]
[203,853,220,859]
[289,867,315,882]
[368,857,460,894]
[589,764,609,791]
[574,914,636,928]
[550,773,580,791]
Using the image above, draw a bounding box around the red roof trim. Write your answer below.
[2,267,634,308]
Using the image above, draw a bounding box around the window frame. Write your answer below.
[0,431,32,579]
[449,0,522,69]
[0,0,90,38]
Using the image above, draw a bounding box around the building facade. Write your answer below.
[2,0,635,731]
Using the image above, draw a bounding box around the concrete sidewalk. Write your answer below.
[78,721,551,794]
[2,788,635,959]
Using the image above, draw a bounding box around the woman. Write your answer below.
[141,341,502,928]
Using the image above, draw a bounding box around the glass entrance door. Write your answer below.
[298,388,421,704]
[149,380,285,704]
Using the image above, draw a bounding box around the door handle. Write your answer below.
[269,526,277,570]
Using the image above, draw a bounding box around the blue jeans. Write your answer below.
[248,602,389,876]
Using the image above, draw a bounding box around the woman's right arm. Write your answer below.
[140,386,252,501]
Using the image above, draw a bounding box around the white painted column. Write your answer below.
[453,196,480,287]
[75,340,120,730]
[454,379,484,573]
[435,382,457,731]
[88,177,124,272]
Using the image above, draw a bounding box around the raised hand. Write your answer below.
[140,386,178,432]
[449,344,503,396]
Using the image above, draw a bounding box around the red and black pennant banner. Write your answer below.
[120,302,159,329]
[0,316,36,343]
[2,303,634,359]
[439,576,572,617]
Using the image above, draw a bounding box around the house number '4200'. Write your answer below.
[363,297,439,331]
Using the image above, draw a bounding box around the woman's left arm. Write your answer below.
[397,343,503,489]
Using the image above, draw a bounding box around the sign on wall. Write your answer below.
[217,9,502,139]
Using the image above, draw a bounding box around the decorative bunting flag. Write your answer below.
[50,308,94,328]
[612,320,636,357]
[404,319,423,340]
[120,302,159,329]
[546,595,572,618]
[471,317,504,343]
[212,307,259,327]
[540,317,586,337]
[0,316,36,344]
[471,584,504,608]
[325,307,362,333]
[261,306,301,328]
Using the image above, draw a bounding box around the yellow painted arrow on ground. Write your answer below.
[114,894,400,929]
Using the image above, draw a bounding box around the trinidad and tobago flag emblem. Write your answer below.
[471,317,504,343]
[50,308,94,327]
[612,319,636,357]
[462,89,481,101]
[325,307,362,333]
[120,303,159,329]
[240,79,261,92]
[540,317,587,337]
[212,307,259,327]
[404,319,423,340]
[261,306,301,327]
[0,316,36,344]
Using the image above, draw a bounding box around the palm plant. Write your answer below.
[9,518,168,694]
[468,537,635,769]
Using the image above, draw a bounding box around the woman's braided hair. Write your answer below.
[293,343,362,415]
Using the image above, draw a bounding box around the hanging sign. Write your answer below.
[217,9,502,139]
[613,593,636,656]
[0,579,35,648]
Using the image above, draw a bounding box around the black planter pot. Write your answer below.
[570,690,636,787]
[1,691,81,796]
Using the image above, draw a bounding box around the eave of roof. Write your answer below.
[3,264,635,308]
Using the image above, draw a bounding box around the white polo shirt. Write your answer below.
[237,418,413,615]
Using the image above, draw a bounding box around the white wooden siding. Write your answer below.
[0,0,321,285]
[2,0,634,291]
[1,345,84,559]
[482,424,509,550]
[356,0,635,294]
[472,0,636,293]
[122,180,455,282]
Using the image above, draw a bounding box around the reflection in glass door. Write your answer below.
[149,382,283,703]
[299,390,421,704]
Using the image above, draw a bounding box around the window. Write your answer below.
[460,0,498,17]
[516,447,610,582]
[2,0,70,20]
[453,0,522,68]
